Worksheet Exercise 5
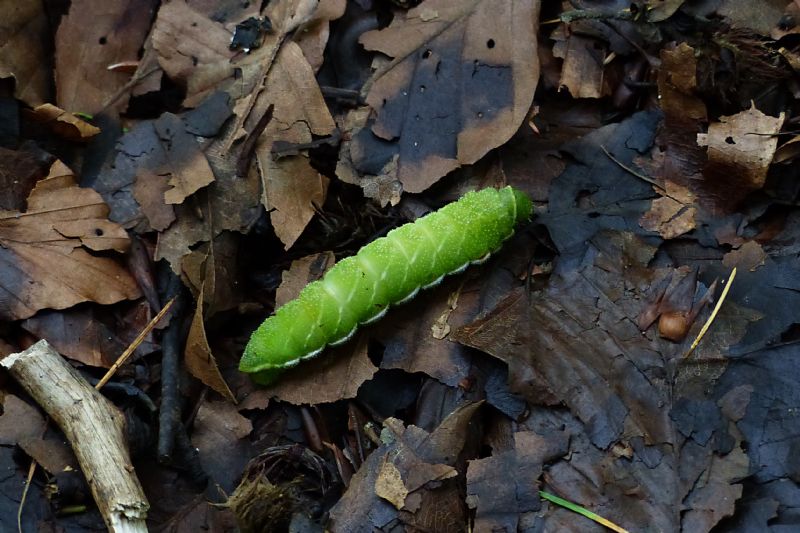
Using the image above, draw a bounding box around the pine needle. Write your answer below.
[683,267,737,360]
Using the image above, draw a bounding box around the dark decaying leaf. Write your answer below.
[92,94,231,233]
[22,303,156,368]
[329,403,481,532]
[448,107,760,529]
[466,431,557,531]
[539,109,661,261]
[342,0,540,198]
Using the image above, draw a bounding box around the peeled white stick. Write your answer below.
[2,340,149,533]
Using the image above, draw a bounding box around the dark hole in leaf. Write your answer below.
[94,228,104,236]
[422,49,432,59]
[725,136,735,144]
[486,39,495,49]
[99,36,107,45]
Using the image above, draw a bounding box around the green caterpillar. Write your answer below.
[240,186,532,384]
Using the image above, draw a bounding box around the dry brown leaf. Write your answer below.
[639,180,697,239]
[185,284,236,402]
[0,0,51,106]
[375,460,409,510]
[132,169,175,231]
[265,334,378,405]
[55,0,157,115]
[552,31,606,99]
[0,162,139,320]
[155,113,217,205]
[346,0,540,195]
[275,252,336,307]
[253,41,337,249]
[697,103,785,206]
[26,103,101,141]
[293,0,347,71]
[722,241,767,272]
[181,231,243,316]
[151,1,236,107]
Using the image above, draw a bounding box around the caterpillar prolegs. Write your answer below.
[240,186,533,384]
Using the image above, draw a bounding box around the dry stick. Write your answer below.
[97,297,176,389]
[158,275,186,462]
[15,299,172,529]
[2,341,149,533]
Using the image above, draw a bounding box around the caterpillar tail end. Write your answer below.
[511,187,534,224]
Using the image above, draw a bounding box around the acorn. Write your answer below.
[658,311,691,342]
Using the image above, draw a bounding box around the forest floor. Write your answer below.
[1,0,800,531]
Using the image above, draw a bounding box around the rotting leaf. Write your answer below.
[344,0,540,196]
[0,394,45,446]
[717,0,787,35]
[722,240,767,272]
[0,144,54,211]
[22,303,156,368]
[453,232,751,450]
[93,94,232,233]
[0,161,140,320]
[539,109,661,260]
[191,399,255,491]
[329,405,479,532]
[466,431,551,532]
[374,278,477,388]
[533,405,748,532]
[275,251,336,308]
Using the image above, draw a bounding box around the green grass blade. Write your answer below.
[539,491,630,533]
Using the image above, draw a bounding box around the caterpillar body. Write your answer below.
[240,186,533,384]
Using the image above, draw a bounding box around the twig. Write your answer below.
[96,297,176,389]
[2,341,149,532]
[600,145,665,191]
[235,104,274,178]
[158,274,186,462]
